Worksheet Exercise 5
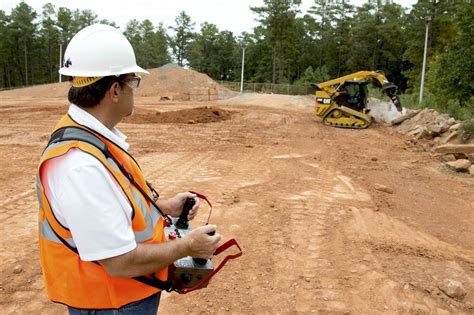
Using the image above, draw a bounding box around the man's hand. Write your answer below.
[159,192,200,220]
[183,225,221,259]
[98,224,221,278]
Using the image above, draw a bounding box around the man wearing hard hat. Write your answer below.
[36,24,221,314]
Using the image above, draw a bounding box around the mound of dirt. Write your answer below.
[123,106,233,124]
[137,64,232,100]
[0,64,231,101]
[0,82,70,99]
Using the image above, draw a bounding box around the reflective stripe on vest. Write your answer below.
[37,115,167,309]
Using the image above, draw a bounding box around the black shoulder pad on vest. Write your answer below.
[48,127,110,157]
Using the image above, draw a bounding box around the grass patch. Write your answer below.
[459,119,474,143]
[393,92,474,121]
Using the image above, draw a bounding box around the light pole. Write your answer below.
[419,16,431,105]
[59,43,62,83]
[240,45,246,93]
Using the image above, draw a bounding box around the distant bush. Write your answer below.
[460,119,474,143]
[396,92,473,121]
[293,66,330,86]
[440,98,474,121]
[218,81,313,95]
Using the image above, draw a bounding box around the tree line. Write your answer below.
[0,0,472,118]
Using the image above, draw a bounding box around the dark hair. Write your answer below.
[68,74,128,108]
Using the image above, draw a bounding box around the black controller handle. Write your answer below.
[193,229,216,265]
[193,257,208,265]
[175,197,195,229]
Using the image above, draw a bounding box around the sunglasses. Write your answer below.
[120,75,141,89]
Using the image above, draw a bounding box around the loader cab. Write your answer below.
[334,80,369,111]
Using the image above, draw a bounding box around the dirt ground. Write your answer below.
[0,92,473,314]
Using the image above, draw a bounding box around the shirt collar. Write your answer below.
[68,104,130,151]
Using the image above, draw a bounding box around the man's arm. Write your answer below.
[49,153,220,278]
[98,224,220,278]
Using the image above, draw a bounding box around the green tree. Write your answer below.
[70,9,97,34]
[375,3,408,89]
[242,29,273,83]
[188,22,220,75]
[215,30,237,80]
[124,19,141,47]
[402,0,458,92]
[308,0,354,77]
[294,65,329,85]
[346,4,378,71]
[56,7,73,44]
[251,0,302,84]
[98,19,117,27]
[8,2,37,86]
[0,10,12,87]
[427,2,474,119]
[293,15,318,81]
[327,2,353,77]
[169,11,195,66]
[38,3,60,83]
[151,22,171,67]
[125,19,170,70]
[348,3,407,89]
[188,23,237,80]
[136,19,156,68]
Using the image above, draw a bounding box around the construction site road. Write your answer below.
[0,93,473,314]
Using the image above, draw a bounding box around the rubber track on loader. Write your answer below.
[322,106,371,129]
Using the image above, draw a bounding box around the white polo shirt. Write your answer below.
[42,104,136,261]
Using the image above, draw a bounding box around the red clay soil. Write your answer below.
[0,82,472,314]
[124,106,233,124]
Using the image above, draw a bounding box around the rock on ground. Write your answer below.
[12,265,22,274]
[374,184,394,194]
[435,144,474,154]
[449,123,461,131]
[440,154,456,163]
[445,159,472,172]
[438,279,467,301]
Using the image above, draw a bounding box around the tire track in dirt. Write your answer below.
[0,187,37,265]
[322,173,474,314]
[0,186,51,314]
[158,147,279,313]
[343,206,474,313]
[350,207,474,262]
[142,150,221,196]
[142,146,275,219]
[0,188,36,217]
[272,155,351,313]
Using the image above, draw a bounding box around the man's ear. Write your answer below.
[109,82,121,103]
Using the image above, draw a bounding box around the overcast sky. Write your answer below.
[1,0,418,35]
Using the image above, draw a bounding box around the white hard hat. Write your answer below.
[59,24,149,77]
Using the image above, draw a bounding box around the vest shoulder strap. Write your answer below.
[48,126,111,158]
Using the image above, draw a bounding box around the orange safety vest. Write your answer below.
[36,114,168,309]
